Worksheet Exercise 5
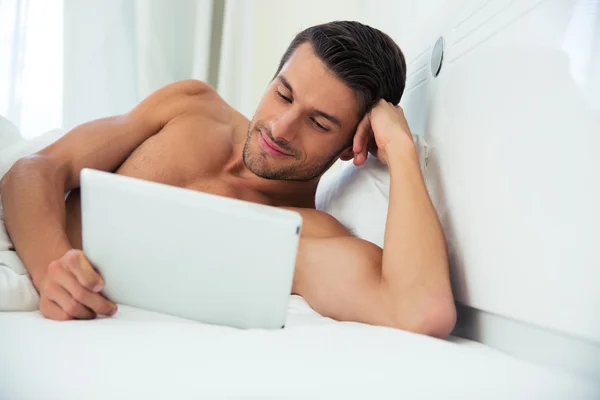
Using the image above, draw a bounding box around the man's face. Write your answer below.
[243,43,360,181]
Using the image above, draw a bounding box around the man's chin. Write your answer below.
[243,150,277,179]
[243,146,328,182]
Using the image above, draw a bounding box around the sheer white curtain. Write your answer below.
[1,0,217,139]
[0,0,63,140]
[62,0,216,129]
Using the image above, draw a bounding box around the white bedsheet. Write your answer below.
[1,296,598,400]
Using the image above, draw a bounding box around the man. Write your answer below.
[1,21,455,337]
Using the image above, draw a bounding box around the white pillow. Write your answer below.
[316,135,428,248]
[316,157,390,247]
[0,115,23,150]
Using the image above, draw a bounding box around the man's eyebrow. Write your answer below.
[277,76,342,128]
[278,76,293,93]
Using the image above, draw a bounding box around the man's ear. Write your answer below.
[339,147,354,161]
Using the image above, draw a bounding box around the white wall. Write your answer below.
[361,0,455,62]
[399,0,600,343]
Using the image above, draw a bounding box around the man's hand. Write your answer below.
[38,249,117,320]
[352,99,414,166]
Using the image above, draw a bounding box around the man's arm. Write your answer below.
[0,79,214,319]
[293,101,455,338]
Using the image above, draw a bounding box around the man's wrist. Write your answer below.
[29,238,73,292]
[31,269,47,292]
[385,137,420,172]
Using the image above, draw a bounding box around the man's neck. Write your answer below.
[259,179,319,209]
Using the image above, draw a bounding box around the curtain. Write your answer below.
[0,0,63,140]
[0,0,27,130]
[62,0,218,130]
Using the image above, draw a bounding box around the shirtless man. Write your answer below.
[1,21,455,338]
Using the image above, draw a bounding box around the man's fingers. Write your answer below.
[354,135,370,166]
[353,116,372,166]
[40,297,72,321]
[63,249,104,292]
[353,115,371,154]
[355,112,374,166]
[46,281,96,319]
[360,126,371,160]
[53,262,117,316]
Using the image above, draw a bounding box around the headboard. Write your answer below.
[400,0,600,379]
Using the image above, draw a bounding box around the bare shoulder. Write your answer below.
[129,79,225,121]
[142,79,219,108]
[155,79,216,98]
[166,79,231,108]
[282,207,351,238]
[163,80,243,123]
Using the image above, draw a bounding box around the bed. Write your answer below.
[2,0,599,397]
[1,297,597,399]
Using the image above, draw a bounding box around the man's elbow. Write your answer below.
[2,155,65,190]
[388,293,457,339]
[416,297,457,338]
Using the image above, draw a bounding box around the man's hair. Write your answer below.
[275,21,407,118]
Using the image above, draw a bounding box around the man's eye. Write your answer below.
[311,118,329,132]
[277,92,292,103]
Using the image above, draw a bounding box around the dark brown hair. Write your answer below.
[275,21,407,117]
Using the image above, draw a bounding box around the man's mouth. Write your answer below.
[258,130,292,157]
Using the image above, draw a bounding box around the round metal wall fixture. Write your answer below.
[431,37,445,77]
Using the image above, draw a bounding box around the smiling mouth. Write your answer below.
[259,130,293,157]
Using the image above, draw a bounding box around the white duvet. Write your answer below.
[1,296,598,399]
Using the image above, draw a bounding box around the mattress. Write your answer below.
[1,296,598,399]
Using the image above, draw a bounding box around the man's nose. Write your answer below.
[271,110,300,142]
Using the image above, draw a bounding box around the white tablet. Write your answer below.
[80,168,302,329]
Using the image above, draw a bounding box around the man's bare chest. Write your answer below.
[118,122,224,182]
